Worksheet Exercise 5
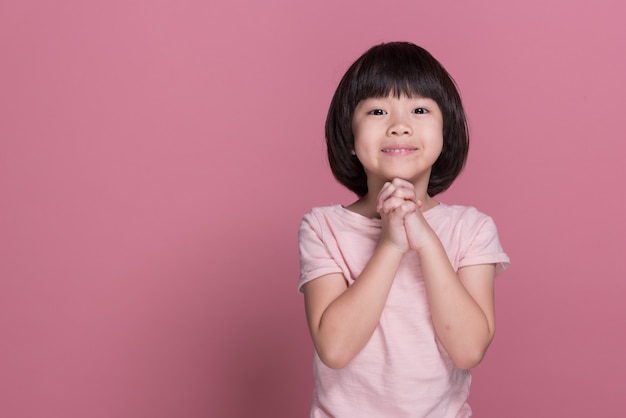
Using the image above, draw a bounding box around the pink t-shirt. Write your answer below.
[298,203,510,418]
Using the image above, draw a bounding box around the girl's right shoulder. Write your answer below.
[301,205,344,224]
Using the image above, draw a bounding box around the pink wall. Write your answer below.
[1,1,625,417]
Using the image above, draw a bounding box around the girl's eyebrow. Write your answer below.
[358,98,388,107]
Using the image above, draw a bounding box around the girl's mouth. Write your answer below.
[382,145,418,153]
[383,148,416,153]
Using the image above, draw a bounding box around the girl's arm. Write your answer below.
[302,188,415,370]
[302,244,403,370]
[405,212,496,370]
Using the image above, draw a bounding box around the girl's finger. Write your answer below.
[391,178,416,191]
[376,182,395,210]
[379,196,405,214]
[388,179,416,201]
[395,201,418,218]
[384,187,415,205]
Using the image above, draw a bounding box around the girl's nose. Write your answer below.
[388,117,412,136]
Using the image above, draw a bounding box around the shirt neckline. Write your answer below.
[334,202,446,226]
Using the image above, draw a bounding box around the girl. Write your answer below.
[298,42,510,417]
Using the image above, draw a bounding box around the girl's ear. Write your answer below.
[351,150,356,155]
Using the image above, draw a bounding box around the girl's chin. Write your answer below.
[382,175,420,183]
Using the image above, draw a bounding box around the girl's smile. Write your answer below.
[381,144,419,155]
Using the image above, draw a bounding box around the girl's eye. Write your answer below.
[412,107,428,114]
[368,109,387,116]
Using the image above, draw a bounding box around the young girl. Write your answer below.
[298,42,510,417]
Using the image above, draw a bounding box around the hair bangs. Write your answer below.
[351,46,443,103]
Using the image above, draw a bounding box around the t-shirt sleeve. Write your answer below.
[298,212,343,293]
[459,214,510,276]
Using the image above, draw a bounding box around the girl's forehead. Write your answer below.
[368,92,430,98]
[357,83,436,100]
[357,93,435,103]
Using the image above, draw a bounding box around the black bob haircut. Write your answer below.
[325,42,469,197]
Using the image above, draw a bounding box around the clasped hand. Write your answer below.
[376,178,434,253]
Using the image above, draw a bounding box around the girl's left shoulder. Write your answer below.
[428,203,504,241]
[429,203,494,223]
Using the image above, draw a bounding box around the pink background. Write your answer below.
[1,0,625,417]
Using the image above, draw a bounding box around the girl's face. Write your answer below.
[351,94,443,191]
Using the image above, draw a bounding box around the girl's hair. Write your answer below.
[325,42,469,197]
